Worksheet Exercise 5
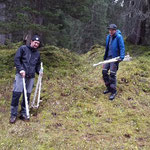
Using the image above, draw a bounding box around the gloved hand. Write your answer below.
[20,70,25,78]
[117,58,123,62]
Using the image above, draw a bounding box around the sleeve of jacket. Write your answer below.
[35,54,41,74]
[14,46,24,72]
[118,35,125,60]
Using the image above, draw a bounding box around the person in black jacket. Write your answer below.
[10,35,42,124]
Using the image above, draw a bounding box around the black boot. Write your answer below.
[103,86,111,94]
[9,116,17,124]
[109,92,117,100]
[103,89,111,94]
[19,114,29,121]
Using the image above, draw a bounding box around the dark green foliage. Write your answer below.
[0,49,16,80]
[0,0,114,53]
[40,45,81,77]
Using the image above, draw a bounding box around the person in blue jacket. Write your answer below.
[102,24,125,100]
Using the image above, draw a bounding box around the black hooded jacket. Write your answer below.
[14,45,41,78]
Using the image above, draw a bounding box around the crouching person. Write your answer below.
[10,35,42,124]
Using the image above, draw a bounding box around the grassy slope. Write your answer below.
[0,44,150,150]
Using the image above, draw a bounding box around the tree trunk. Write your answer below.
[0,3,6,44]
[123,0,150,45]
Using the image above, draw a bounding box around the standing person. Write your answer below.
[10,35,42,123]
[102,24,125,100]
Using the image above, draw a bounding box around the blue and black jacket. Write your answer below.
[14,45,41,78]
[104,30,125,60]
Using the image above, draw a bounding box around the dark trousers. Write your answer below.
[102,60,119,94]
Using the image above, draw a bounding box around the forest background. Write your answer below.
[0,0,150,53]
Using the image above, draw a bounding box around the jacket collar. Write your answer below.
[109,32,117,39]
[27,45,37,52]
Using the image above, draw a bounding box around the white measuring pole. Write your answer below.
[93,54,132,67]
[37,62,43,108]
[31,62,43,108]
[31,76,40,108]
[22,77,30,119]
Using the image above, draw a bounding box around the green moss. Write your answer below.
[0,43,150,149]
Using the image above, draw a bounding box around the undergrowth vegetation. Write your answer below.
[0,43,150,149]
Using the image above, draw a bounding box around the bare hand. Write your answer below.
[20,70,25,78]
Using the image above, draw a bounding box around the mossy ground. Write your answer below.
[0,43,150,150]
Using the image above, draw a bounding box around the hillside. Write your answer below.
[0,44,150,149]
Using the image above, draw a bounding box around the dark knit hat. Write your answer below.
[107,24,117,30]
[31,35,41,43]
